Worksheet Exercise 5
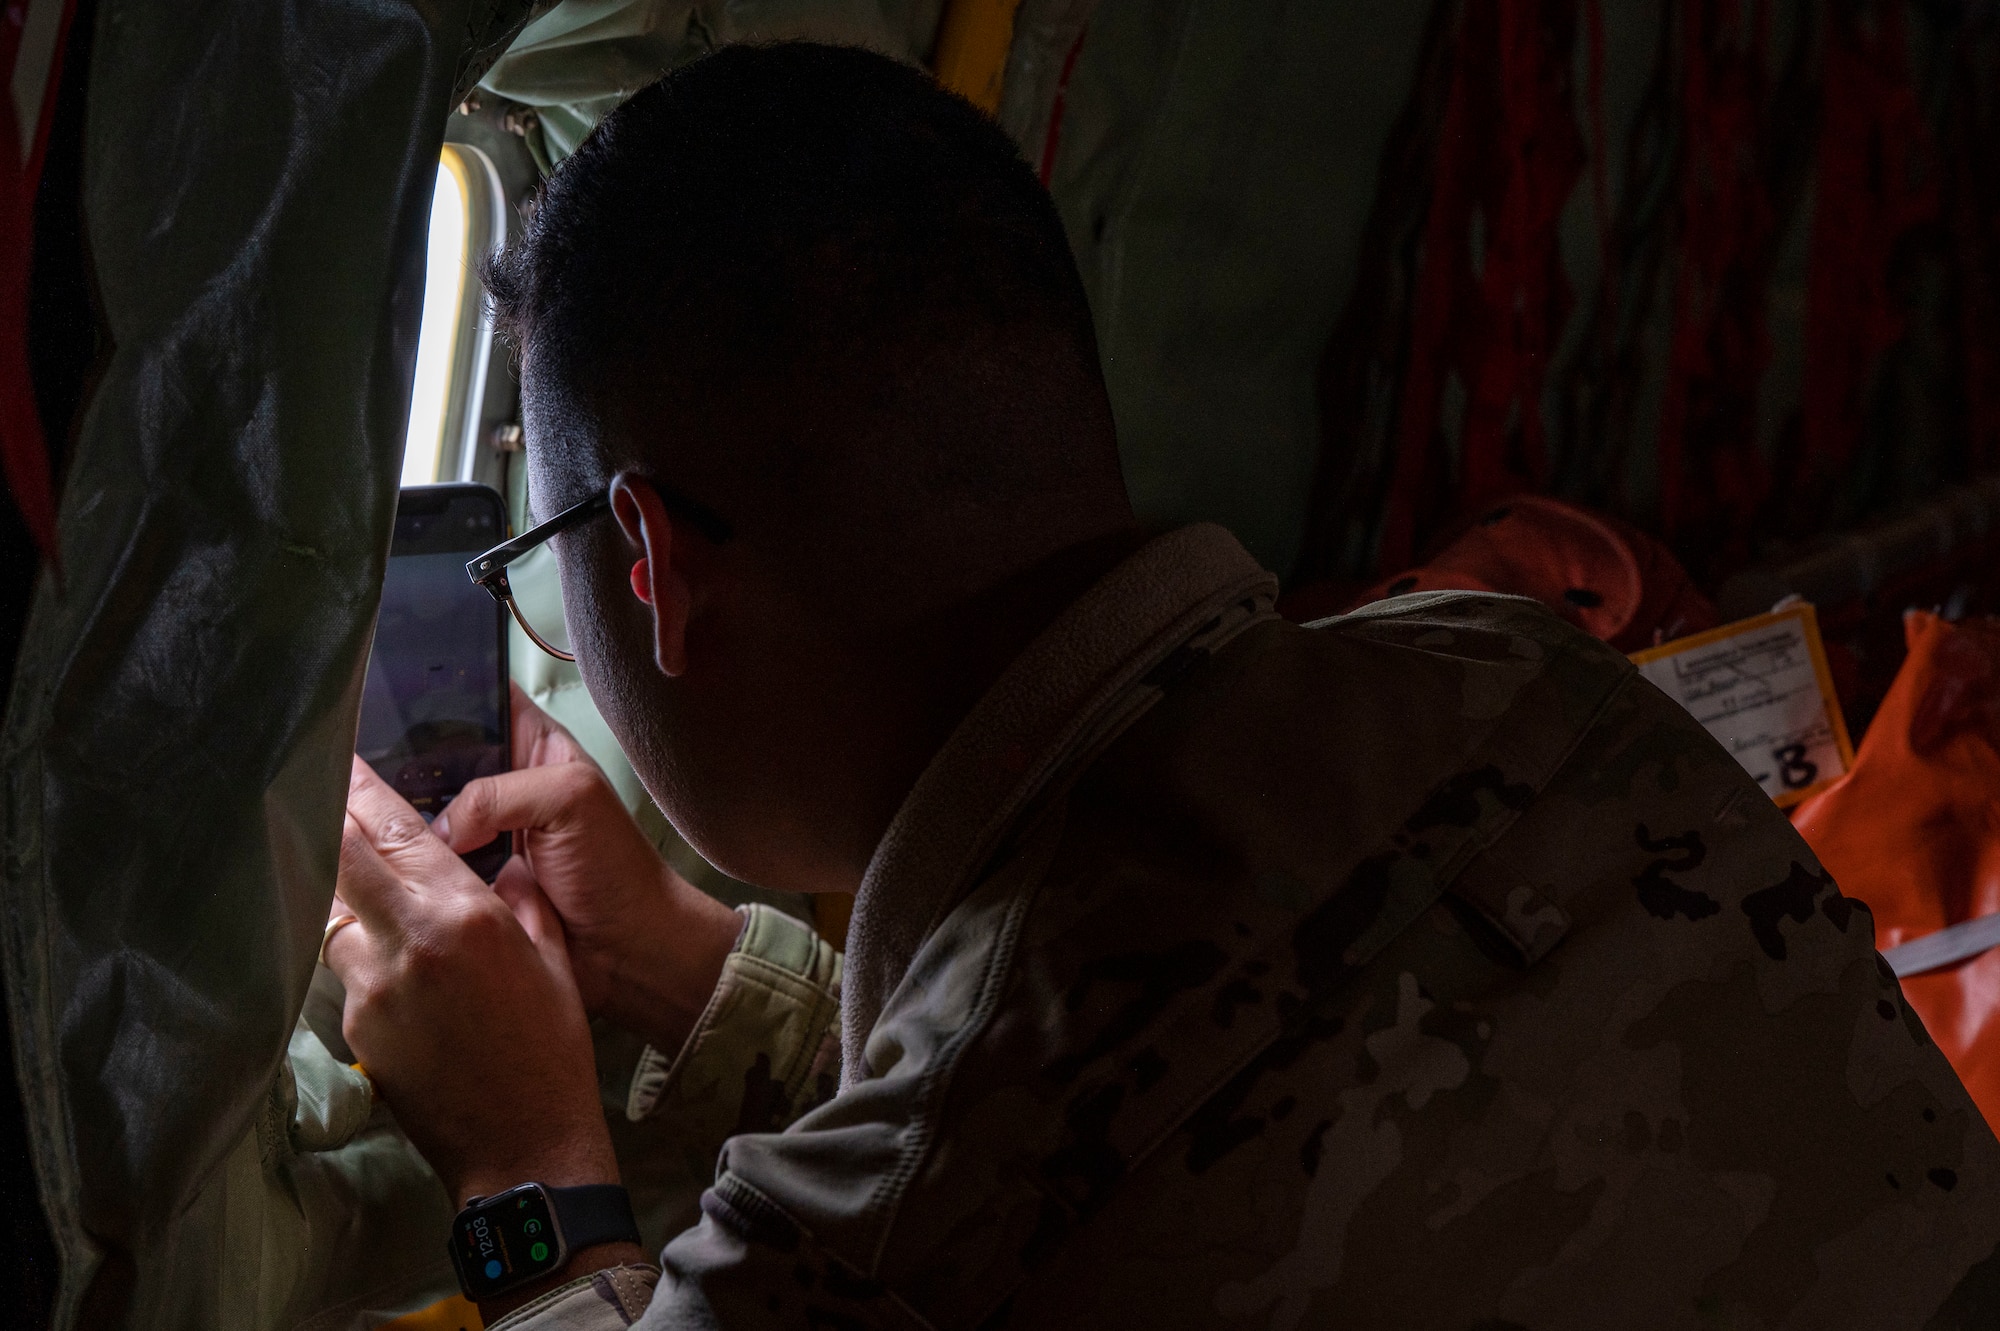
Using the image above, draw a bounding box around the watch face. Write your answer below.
[451,1184,565,1299]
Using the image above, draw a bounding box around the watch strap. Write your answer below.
[550,1183,643,1253]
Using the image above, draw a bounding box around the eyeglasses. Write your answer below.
[465,485,733,662]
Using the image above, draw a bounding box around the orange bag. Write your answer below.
[1791,611,2000,1130]
[1354,495,1717,652]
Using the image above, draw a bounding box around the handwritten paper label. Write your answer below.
[1629,603,1855,807]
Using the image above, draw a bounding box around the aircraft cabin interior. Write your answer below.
[6,2,2000,1329]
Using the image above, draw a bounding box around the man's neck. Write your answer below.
[775,525,1151,896]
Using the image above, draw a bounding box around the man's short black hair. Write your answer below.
[484,42,1102,451]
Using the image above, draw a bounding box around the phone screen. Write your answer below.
[355,484,511,880]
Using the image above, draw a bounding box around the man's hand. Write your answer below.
[432,685,742,1054]
[325,758,616,1209]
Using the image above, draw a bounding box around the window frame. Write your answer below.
[431,142,508,486]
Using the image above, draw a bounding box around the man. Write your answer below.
[322,43,2000,1330]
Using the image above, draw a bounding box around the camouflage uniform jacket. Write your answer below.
[499,524,2000,1331]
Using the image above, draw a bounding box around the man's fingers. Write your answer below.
[319,912,370,980]
[321,895,362,973]
[346,757,470,882]
[337,811,409,927]
[433,763,599,852]
[511,682,593,770]
[331,823,403,963]
[492,857,572,969]
[492,855,564,947]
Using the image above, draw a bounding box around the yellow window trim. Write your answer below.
[933,0,1027,114]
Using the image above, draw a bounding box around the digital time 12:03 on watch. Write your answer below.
[448,1182,643,1301]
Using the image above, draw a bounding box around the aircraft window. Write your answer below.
[401,143,504,485]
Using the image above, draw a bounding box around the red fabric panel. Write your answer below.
[1945,35,2000,480]
[1584,0,1611,294]
[0,0,77,564]
[1037,25,1089,188]
[1379,0,1584,571]
[1799,2,1938,497]
[1655,0,1775,566]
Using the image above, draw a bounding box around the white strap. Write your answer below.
[1882,913,2000,978]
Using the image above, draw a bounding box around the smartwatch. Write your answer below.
[448,1182,642,1301]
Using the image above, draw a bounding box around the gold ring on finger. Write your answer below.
[319,913,361,967]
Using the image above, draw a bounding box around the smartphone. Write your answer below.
[355,483,512,881]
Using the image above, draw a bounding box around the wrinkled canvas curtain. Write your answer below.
[479,0,945,161]
[0,1,537,1324]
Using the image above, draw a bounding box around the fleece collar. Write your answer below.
[840,524,1279,1082]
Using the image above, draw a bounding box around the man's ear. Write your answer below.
[609,474,693,677]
